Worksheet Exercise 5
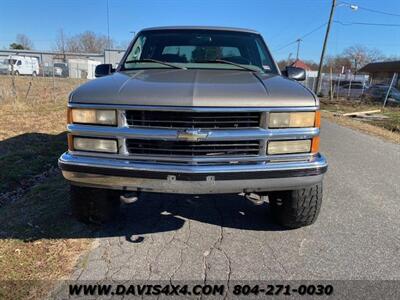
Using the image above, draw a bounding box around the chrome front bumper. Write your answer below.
[59,152,327,194]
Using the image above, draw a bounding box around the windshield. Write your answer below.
[4,59,16,65]
[121,30,277,73]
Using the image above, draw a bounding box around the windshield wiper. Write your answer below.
[195,59,260,72]
[124,59,187,70]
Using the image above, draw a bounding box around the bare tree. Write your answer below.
[15,34,34,50]
[55,29,67,61]
[343,45,384,74]
[65,31,113,53]
[325,55,353,73]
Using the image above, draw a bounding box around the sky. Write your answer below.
[0,0,399,62]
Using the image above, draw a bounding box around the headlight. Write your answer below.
[69,108,117,125]
[268,140,311,155]
[73,137,118,153]
[268,112,317,128]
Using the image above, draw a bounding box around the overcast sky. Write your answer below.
[0,0,399,61]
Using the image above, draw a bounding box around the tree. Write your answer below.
[65,31,113,53]
[55,29,66,53]
[14,34,34,50]
[9,43,25,50]
[324,55,353,73]
[277,60,288,70]
[342,45,384,74]
[54,29,68,61]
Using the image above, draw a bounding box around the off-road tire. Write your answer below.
[70,185,121,224]
[269,183,322,229]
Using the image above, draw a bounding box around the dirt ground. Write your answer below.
[320,98,400,144]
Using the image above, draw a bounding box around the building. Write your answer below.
[359,61,400,88]
[290,59,312,71]
[0,48,126,78]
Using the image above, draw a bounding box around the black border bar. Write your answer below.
[59,162,327,181]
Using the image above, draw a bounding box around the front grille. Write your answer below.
[125,111,261,129]
[126,139,260,157]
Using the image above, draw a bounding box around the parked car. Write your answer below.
[54,62,69,77]
[42,62,68,78]
[58,26,328,229]
[334,82,367,98]
[3,55,39,76]
[363,84,400,105]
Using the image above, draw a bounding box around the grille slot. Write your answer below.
[125,111,261,129]
[126,140,260,157]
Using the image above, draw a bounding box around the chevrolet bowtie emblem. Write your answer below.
[177,129,209,141]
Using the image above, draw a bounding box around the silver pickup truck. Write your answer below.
[59,26,327,228]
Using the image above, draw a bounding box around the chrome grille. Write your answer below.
[125,111,261,129]
[126,139,260,157]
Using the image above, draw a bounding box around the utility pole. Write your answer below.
[296,39,302,61]
[106,0,110,63]
[314,0,337,94]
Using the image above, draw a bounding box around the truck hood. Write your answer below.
[70,69,316,107]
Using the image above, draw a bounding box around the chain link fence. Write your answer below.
[303,72,399,107]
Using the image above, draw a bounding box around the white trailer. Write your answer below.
[68,59,101,79]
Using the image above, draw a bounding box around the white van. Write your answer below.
[5,55,39,76]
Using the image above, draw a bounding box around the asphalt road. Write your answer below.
[70,120,400,282]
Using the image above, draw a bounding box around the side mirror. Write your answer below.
[282,66,306,81]
[95,64,114,78]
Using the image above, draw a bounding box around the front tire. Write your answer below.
[269,183,322,229]
[70,185,121,224]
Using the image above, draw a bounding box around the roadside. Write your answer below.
[320,98,400,144]
[0,76,92,299]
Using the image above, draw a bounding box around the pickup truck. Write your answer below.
[59,26,327,228]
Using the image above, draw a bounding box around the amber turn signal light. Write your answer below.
[311,136,320,153]
[315,111,321,128]
[67,134,74,151]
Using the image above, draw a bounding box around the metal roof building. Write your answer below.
[359,61,400,88]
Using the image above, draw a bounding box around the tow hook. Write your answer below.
[120,191,139,204]
[244,193,267,205]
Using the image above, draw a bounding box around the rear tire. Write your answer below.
[14,70,19,76]
[70,185,121,224]
[32,71,37,77]
[269,183,322,229]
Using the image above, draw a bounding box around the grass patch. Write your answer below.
[0,175,92,299]
[320,99,400,144]
[0,76,93,299]
[320,99,400,132]
[0,132,67,193]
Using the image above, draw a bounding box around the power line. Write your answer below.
[274,22,327,51]
[334,20,400,27]
[340,1,400,18]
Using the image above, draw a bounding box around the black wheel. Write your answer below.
[70,185,121,224]
[32,71,37,77]
[269,183,322,229]
[14,70,19,76]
